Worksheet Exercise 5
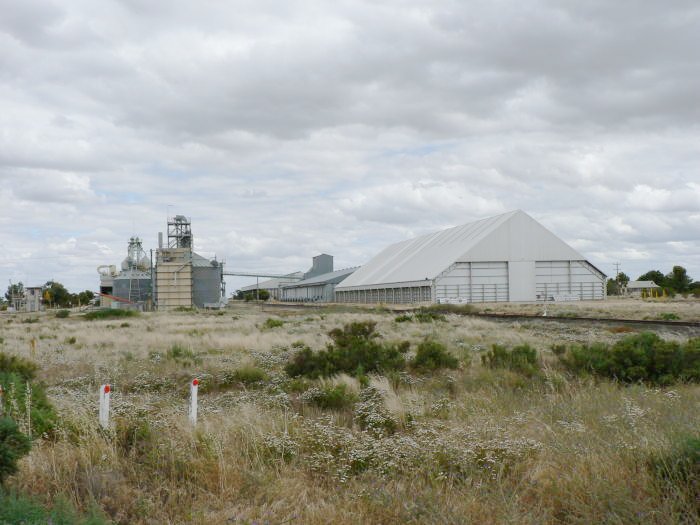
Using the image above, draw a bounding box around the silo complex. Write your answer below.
[98,215,224,310]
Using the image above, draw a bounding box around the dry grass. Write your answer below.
[0,303,698,524]
[466,297,700,322]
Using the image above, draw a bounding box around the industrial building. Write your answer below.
[155,215,224,310]
[239,254,338,301]
[335,210,606,304]
[239,272,304,300]
[97,215,224,310]
[7,285,44,312]
[281,266,358,302]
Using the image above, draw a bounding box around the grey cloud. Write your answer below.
[0,0,698,291]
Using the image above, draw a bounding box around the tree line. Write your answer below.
[607,265,698,297]
[2,281,95,309]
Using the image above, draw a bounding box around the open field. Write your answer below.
[1,301,699,524]
[463,297,700,323]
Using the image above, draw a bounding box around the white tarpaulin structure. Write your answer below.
[335,210,606,304]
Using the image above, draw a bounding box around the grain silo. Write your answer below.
[155,215,224,310]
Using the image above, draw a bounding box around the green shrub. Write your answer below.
[481,344,540,376]
[21,318,39,324]
[414,309,446,323]
[84,309,138,320]
[0,491,107,524]
[224,365,268,385]
[0,418,31,484]
[0,353,57,437]
[394,314,413,323]
[410,340,458,372]
[165,344,201,365]
[659,312,680,321]
[173,306,197,312]
[55,309,70,319]
[557,333,700,385]
[284,321,409,378]
[263,318,285,329]
[300,384,357,410]
[421,303,476,315]
[65,336,77,345]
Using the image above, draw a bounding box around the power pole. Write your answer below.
[613,262,622,296]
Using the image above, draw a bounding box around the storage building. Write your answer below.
[335,210,606,304]
[281,266,359,302]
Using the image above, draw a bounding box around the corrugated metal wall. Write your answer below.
[435,262,509,303]
[535,261,604,300]
[335,285,432,304]
[193,266,223,306]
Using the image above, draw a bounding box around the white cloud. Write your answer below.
[0,0,698,291]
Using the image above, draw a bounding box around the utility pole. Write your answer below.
[613,262,621,296]
[613,262,621,281]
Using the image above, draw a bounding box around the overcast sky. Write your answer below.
[1,0,699,294]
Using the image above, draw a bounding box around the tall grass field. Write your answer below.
[0,300,698,524]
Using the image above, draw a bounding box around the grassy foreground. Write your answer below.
[0,302,698,524]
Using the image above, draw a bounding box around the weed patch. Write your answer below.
[84,309,138,321]
[284,321,409,378]
[300,384,357,410]
[55,309,70,319]
[557,333,700,385]
[263,318,285,329]
[410,340,458,372]
[0,352,57,437]
[481,344,540,376]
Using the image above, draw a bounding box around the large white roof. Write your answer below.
[337,210,589,289]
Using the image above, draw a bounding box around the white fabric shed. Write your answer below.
[335,210,606,304]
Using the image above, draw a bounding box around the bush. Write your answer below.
[659,312,680,321]
[422,303,476,315]
[394,314,413,323]
[263,318,284,329]
[0,417,31,484]
[481,344,540,376]
[0,491,107,524]
[164,344,201,366]
[285,321,409,378]
[410,340,458,372]
[413,309,446,323]
[224,366,268,385]
[557,333,700,385]
[300,384,357,410]
[0,353,57,437]
[84,309,138,320]
[55,309,70,319]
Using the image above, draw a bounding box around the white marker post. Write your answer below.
[99,384,111,429]
[189,378,199,426]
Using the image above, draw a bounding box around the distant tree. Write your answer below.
[77,290,95,305]
[665,266,692,293]
[637,270,665,287]
[235,290,270,301]
[616,272,630,287]
[43,281,71,308]
[4,282,24,304]
[606,278,620,296]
